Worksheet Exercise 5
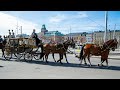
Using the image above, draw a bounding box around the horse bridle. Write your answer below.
[102,39,117,52]
[62,40,74,51]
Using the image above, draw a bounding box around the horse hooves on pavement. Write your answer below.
[57,60,60,62]
[89,65,92,67]
[46,61,48,63]
[66,62,69,64]
[101,64,104,66]
[60,62,63,64]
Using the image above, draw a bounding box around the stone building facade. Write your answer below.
[93,30,120,47]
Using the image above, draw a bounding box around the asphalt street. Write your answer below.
[0,53,120,79]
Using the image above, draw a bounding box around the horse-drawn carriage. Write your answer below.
[0,35,118,66]
[2,37,43,61]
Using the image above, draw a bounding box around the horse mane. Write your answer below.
[102,38,118,52]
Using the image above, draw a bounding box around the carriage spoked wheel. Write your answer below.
[15,53,24,61]
[13,47,24,61]
[33,52,41,60]
[24,47,41,61]
[32,47,41,60]
[3,48,12,60]
[23,48,34,61]
[24,53,33,61]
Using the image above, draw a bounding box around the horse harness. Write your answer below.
[95,39,118,55]
[103,39,117,50]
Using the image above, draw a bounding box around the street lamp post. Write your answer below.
[104,11,108,42]
[20,26,22,37]
[113,24,116,39]
[54,32,55,42]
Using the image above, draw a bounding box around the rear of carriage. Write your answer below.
[3,38,31,60]
[3,38,20,60]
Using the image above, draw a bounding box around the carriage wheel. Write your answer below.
[9,47,23,60]
[33,47,42,60]
[24,53,33,61]
[3,50,12,60]
[24,47,34,61]
[12,47,24,60]
[33,53,41,60]
[14,53,24,60]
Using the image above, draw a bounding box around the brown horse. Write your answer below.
[76,44,101,66]
[78,38,118,66]
[41,39,75,64]
[99,38,118,66]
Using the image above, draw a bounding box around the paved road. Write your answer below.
[0,53,120,79]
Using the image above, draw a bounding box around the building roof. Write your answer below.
[16,34,30,38]
[94,30,120,33]
[66,32,90,36]
[66,33,82,36]
[45,31,64,37]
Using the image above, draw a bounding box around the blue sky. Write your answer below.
[0,11,120,36]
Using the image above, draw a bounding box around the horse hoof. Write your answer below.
[60,62,63,64]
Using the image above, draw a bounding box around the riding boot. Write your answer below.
[41,45,43,53]
[40,44,45,59]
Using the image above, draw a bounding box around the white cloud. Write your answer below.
[47,20,104,34]
[49,14,66,23]
[49,12,88,24]
[0,12,40,36]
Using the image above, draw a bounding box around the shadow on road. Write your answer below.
[0,66,4,68]
[1,58,120,71]
[18,59,120,71]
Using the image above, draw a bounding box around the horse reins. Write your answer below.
[102,39,117,51]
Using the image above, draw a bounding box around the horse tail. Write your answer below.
[79,45,85,60]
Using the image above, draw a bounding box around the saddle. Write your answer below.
[55,44,63,50]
